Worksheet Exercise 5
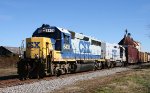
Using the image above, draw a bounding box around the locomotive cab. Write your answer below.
[32,24,72,52]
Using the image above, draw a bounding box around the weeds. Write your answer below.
[95,68,150,93]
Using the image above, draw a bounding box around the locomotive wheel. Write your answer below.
[106,61,111,68]
[28,60,45,79]
[111,62,114,68]
[17,59,28,80]
[125,62,129,66]
[98,62,103,70]
[53,67,62,77]
[28,61,37,79]
[63,68,67,74]
[93,62,98,71]
[56,69,62,77]
[122,61,126,67]
[121,61,125,67]
[38,62,46,78]
[69,63,77,73]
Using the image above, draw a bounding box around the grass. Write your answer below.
[95,69,150,93]
[51,64,150,93]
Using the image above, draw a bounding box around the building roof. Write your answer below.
[118,32,139,47]
[0,46,19,54]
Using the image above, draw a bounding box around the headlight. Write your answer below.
[35,54,39,59]
[43,54,46,59]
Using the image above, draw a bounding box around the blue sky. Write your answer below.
[0,0,150,52]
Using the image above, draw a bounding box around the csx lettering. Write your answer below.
[27,42,40,48]
[79,41,90,53]
[112,50,117,57]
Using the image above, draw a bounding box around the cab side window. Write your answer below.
[63,34,70,44]
[63,34,70,50]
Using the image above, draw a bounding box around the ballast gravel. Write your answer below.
[0,67,130,93]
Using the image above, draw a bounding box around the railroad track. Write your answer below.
[0,63,149,89]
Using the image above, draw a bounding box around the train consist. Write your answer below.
[118,31,150,64]
[17,24,150,80]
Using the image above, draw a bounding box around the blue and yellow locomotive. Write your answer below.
[17,24,125,80]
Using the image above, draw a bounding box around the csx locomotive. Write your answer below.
[17,24,138,80]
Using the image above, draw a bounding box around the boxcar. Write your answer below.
[144,52,148,62]
[148,53,150,62]
[125,45,139,64]
[139,52,148,63]
[139,52,144,63]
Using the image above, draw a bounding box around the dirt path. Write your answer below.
[0,68,17,77]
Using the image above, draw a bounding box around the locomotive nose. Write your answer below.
[26,37,53,59]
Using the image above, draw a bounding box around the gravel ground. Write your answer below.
[0,67,130,93]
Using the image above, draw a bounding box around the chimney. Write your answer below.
[128,33,131,37]
[124,29,128,37]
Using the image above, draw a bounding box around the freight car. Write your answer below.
[124,45,139,64]
[139,51,144,63]
[148,53,150,62]
[17,24,126,80]
[144,52,148,62]
[139,51,148,63]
